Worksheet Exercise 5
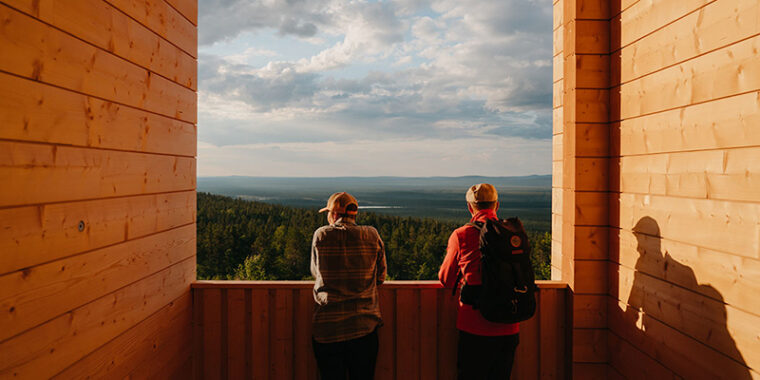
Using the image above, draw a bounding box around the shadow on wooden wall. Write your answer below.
[610,216,751,379]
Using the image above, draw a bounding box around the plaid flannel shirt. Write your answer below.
[310,218,387,343]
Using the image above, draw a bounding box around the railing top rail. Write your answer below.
[191,280,568,289]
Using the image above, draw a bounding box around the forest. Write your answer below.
[197,192,552,281]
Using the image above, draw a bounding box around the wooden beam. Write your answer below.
[104,0,197,58]
[616,147,760,202]
[610,262,760,369]
[619,0,759,83]
[574,260,608,294]
[0,141,196,207]
[0,73,196,156]
[573,328,608,363]
[164,0,198,26]
[608,297,758,379]
[0,258,195,379]
[5,0,196,90]
[615,193,760,259]
[616,91,760,156]
[0,191,195,275]
[607,330,676,379]
[573,294,607,328]
[618,33,760,121]
[51,292,192,379]
[0,4,196,123]
[611,228,760,316]
[0,224,194,341]
[614,0,713,51]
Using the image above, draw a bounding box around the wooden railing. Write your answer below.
[192,281,568,380]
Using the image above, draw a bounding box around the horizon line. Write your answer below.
[197,174,552,179]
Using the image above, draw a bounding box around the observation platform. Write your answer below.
[191,281,569,380]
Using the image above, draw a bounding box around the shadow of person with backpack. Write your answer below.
[620,216,751,379]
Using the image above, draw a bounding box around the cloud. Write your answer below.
[198,0,336,45]
[197,0,554,176]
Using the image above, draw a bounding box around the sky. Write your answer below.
[197,0,553,177]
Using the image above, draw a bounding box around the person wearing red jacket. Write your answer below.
[439,183,519,380]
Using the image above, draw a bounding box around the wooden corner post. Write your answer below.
[552,0,611,378]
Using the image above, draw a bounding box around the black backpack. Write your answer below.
[458,217,537,324]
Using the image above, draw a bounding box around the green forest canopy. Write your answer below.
[198,192,552,281]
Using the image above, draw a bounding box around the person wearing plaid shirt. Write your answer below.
[310,192,387,380]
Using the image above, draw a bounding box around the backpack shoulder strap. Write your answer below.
[466,221,484,230]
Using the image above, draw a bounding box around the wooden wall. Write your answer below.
[608,0,760,378]
[554,0,760,378]
[192,281,568,380]
[0,0,198,378]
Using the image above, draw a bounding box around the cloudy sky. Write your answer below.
[198,0,553,177]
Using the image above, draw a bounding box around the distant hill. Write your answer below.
[197,175,552,229]
[198,175,552,192]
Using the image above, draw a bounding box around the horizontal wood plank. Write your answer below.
[573,260,608,294]
[615,91,760,156]
[553,79,564,108]
[573,294,606,328]
[164,0,198,26]
[5,0,196,90]
[51,292,192,379]
[553,106,564,135]
[608,297,758,379]
[571,363,608,379]
[0,141,196,207]
[611,228,760,317]
[0,191,195,275]
[106,0,197,58]
[0,224,195,341]
[610,262,760,370]
[569,20,610,55]
[575,157,608,191]
[0,257,195,378]
[618,33,760,121]
[0,4,196,123]
[566,88,609,124]
[572,190,609,226]
[614,193,760,259]
[616,147,760,201]
[619,0,759,83]
[0,73,196,156]
[573,328,607,363]
[554,22,564,57]
[553,53,564,83]
[607,330,676,379]
[614,0,713,51]
[127,322,193,379]
[575,54,610,89]
[573,226,608,260]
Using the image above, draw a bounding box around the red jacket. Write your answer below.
[438,209,519,336]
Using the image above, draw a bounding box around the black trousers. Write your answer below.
[457,331,519,380]
[312,329,379,380]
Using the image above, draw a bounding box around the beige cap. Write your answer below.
[319,192,359,215]
[466,183,498,203]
